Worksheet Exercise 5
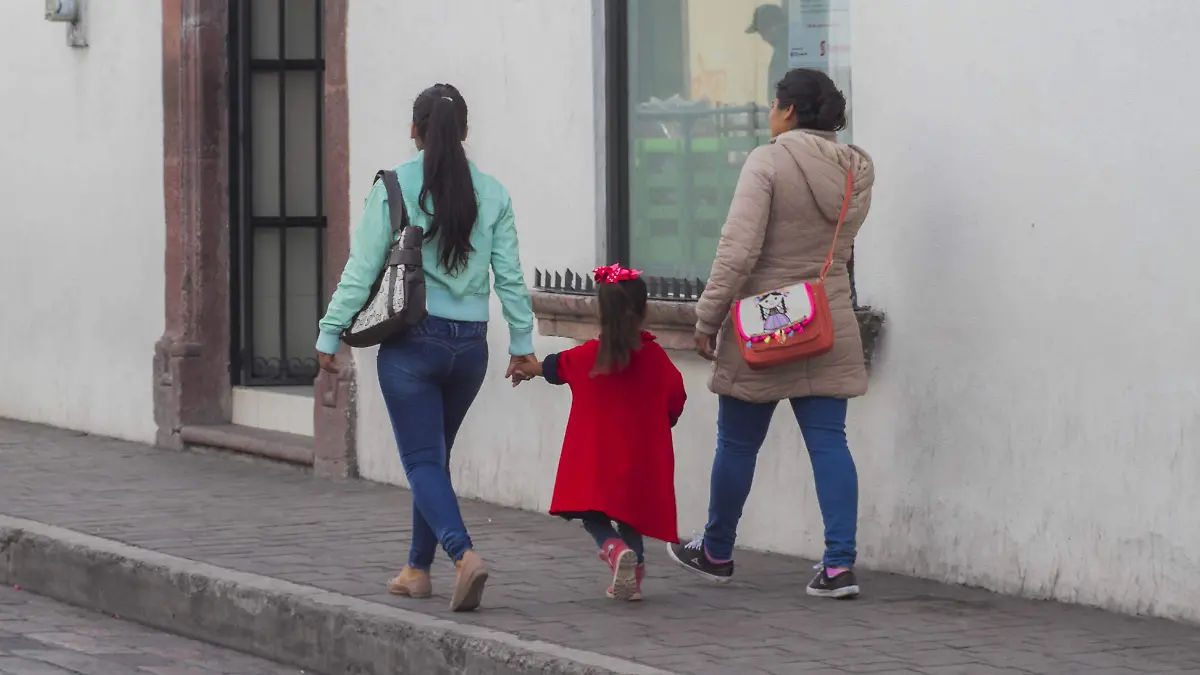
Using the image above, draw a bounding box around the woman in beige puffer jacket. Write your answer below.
[667,69,874,599]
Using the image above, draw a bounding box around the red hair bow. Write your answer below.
[592,263,642,285]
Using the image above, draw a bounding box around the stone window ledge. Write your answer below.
[532,291,885,365]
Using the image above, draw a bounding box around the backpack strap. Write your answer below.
[373,169,411,236]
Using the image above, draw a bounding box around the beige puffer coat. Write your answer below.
[695,129,875,402]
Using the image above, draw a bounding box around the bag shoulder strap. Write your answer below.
[373,169,411,237]
[819,169,855,282]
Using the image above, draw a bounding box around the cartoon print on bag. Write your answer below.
[733,283,817,347]
[757,291,792,332]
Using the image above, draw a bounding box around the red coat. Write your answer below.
[543,332,686,544]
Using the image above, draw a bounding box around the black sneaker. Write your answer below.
[806,565,860,599]
[666,538,734,584]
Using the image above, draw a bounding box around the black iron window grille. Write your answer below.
[532,269,703,303]
[229,0,326,386]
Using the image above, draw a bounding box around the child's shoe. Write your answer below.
[387,566,432,598]
[601,539,638,601]
[608,563,645,601]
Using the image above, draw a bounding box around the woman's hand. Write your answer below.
[506,354,538,387]
[694,332,717,361]
[318,352,338,374]
[510,359,543,387]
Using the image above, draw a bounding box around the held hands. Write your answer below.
[319,351,541,384]
[506,354,539,388]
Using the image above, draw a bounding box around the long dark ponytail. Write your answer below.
[592,277,648,376]
[413,83,477,275]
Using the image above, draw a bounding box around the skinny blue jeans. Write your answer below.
[376,316,488,569]
[703,395,858,568]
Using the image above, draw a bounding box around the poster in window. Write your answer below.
[787,0,852,142]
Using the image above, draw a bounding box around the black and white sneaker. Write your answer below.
[666,537,734,584]
[806,564,860,599]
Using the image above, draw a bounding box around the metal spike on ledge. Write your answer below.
[695,279,705,298]
[553,271,563,290]
[564,269,574,291]
[585,276,595,294]
[534,269,543,289]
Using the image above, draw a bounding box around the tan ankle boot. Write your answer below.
[387,566,432,599]
[450,550,488,612]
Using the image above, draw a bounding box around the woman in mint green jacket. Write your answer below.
[315,83,535,613]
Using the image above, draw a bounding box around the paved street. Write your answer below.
[0,586,304,675]
[2,419,1200,675]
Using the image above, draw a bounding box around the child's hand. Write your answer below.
[510,360,543,387]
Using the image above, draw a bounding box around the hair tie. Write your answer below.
[592,263,642,285]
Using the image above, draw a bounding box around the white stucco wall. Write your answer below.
[0,4,164,443]
[347,0,1200,622]
[347,0,600,504]
[849,0,1200,622]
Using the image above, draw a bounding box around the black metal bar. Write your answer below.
[633,104,766,120]
[242,0,256,385]
[240,0,259,385]
[249,216,326,228]
[604,0,630,266]
[277,0,289,380]
[249,58,324,71]
[315,0,325,321]
[228,0,243,384]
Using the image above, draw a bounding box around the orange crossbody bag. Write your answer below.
[731,169,853,370]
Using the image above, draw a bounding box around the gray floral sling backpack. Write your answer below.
[340,169,428,348]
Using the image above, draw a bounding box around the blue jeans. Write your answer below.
[704,395,858,568]
[376,316,488,569]
[579,513,645,564]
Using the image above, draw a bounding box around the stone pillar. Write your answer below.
[313,0,357,478]
[154,0,231,449]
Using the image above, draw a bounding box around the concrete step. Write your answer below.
[0,515,660,675]
[180,423,314,466]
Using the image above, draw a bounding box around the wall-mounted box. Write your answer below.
[44,0,87,47]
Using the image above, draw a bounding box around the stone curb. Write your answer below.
[0,516,675,675]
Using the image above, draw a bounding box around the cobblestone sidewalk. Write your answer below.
[2,420,1199,675]
[0,586,304,675]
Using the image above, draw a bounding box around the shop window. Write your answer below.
[605,0,853,286]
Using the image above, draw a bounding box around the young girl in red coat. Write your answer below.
[514,264,686,601]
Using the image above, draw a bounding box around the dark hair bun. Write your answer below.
[815,89,847,131]
[776,69,846,132]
